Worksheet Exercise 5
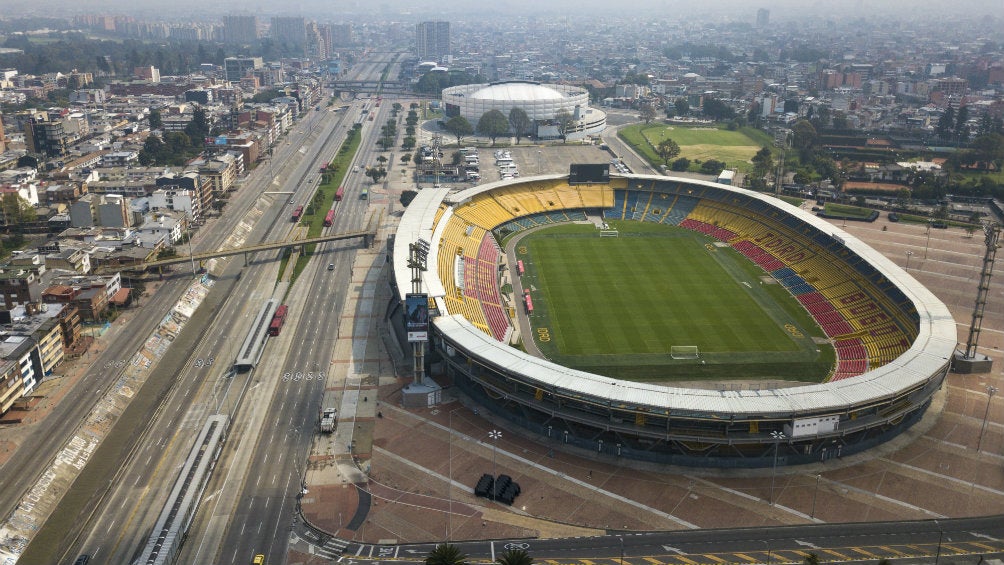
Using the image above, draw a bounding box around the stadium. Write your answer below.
[391,172,957,467]
[441,80,606,140]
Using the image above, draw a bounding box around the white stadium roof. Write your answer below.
[397,173,957,416]
[470,82,565,101]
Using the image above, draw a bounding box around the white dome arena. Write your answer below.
[442,80,606,140]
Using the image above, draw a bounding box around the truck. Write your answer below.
[320,407,337,433]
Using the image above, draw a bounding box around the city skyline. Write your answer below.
[1,0,1002,20]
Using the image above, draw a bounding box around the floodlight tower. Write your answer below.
[408,238,431,384]
[953,222,1000,374]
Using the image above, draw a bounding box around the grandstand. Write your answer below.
[391,173,956,467]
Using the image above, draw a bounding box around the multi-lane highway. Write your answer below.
[27,50,405,565]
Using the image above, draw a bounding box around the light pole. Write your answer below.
[617,535,624,565]
[769,431,786,505]
[934,519,944,565]
[537,150,543,174]
[977,385,998,452]
[488,429,501,499]
[761,539,771,565]
[905,250,913,271]
[810,474,821,519]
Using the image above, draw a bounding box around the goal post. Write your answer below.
[670,345,700,359]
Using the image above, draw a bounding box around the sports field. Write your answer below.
[618,124,770,172]
[517,222,833,382]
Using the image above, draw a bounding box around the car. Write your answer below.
[328,263,335,270]
[353,165,359,172]
[74,556,91,565]
[888,212,899,222]
[931,220,948,229]
[289,198,294,204]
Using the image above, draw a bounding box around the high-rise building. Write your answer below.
[223,14,257,44]
[330,24,352,48]
[0,113,6,153]
[25,117,69,158]
[415,21,450,62]
[271,16,307,47]
[756,8,770,27]
[224,57,264,82]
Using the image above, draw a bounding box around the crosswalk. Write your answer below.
[315,537,350,560]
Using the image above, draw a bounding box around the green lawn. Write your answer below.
[518,222,832,382]
[618,124,770,172]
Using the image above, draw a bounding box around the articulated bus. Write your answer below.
[335,185,345,201]
[323,209,335,227]
[268,304,288,336]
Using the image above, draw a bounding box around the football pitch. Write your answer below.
[517,222,833,382]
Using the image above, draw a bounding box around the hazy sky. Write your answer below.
[3,0,1003,20]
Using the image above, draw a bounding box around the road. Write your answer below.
[49,50,404,565]
[215,55,403,565]
[333,514,1004,564]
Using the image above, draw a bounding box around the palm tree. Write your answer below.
[426,543,469,565]
[497,548,533,565]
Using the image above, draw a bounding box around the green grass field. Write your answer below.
[618,124,771,172]
[517,222,833,382]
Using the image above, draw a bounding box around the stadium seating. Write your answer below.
[436,179,919,380]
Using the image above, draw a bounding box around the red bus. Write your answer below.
[268,304,288,336]
[291,205,303,222]
[323,209,335,227]
[335,185,345,201]
[524,290,533,315]
[516,260,524,276]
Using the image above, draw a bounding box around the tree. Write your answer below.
[701,98,736,121]
[365,167,387,184]
[750,146,774,190]
[508,107,532,145]
[1,194,37,226]
[477,109,510,146]
[148,109,162,130]
[674,98,690,117]
[425,543,468,565]
[639,101,657,124]
[376,155,388,166]
[443,115,473,146]
[555,110,575,141]
[792,120,818,152]
[655,138,681,166]
[700,159,726,175]
[937,107,955,141]
[670,157,691,171]
[955,105,970,143]
[184,106,210,147]
[400,190,418,207]
[400,154,412,165]
[802,553,820,565]
[496,548,533,565]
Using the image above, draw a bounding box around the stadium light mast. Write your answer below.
[769,430,786,505]
[408,239,431,385]
[953,222,999,374]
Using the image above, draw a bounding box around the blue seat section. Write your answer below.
[605,189,627,219]
[663,195,699,225]
[772,267,797,280]
[623,190,642,219]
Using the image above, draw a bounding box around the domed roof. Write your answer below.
[470,81,564,101]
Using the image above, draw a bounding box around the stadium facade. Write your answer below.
[391,173,956,467]
[441,81,606,140]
